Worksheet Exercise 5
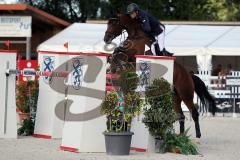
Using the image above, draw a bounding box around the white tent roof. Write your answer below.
[38,23,240,56]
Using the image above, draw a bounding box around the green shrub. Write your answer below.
[101,70,143,133]
[143,78,177,139]
[164,129,199,155]
[142,77,199,155]
[118,70,139,94]
[16,80,39,114]
[18,118,34,136]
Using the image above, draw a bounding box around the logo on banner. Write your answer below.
[71,58,84,90]
[137,60,151,91]
[42,56,55,83]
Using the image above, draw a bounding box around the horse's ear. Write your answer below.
[116,8,123,16]
[109,9,115,18]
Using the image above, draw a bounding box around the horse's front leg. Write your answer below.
[174,93,185,134]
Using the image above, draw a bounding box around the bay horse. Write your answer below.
[103,13,216,139]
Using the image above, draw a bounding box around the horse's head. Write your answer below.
[104,15,124,44]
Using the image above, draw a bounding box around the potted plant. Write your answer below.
[142,78,199,154]
[101,70,143,155]
[142,78,177,153]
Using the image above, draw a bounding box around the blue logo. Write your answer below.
[42,56,55,83]
[139,60,151,87]
[71,58,83,90]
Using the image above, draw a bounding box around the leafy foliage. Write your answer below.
[16,80,39,136]
[100,91,119,117]
[143,78,177,139]
[20,0,100,22]
[16,82,29,113]
[101,70,143,133]
[124,92,143,124]
[18,118,35,136]
[164,129,199,155]
[16,80,39,114]
[19,0,240,22]
[142,78,199,155]
[118,70,139,94]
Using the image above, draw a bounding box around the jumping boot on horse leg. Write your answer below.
[179,113,185,134]
[192,108,201,138]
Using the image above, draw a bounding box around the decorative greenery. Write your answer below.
[27,80,39,116]
[142,78,177,140]
[164,128,199,155]
[16,80,39,136]
[16,80,39,114]
[123,92,143,125]
[118,70,139,94]
[142,77,199,155]
[18,118,35,136]
[101,70,143,133]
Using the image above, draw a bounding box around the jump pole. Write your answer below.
[4,61,10,134]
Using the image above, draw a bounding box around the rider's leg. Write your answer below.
[155,26,173,56]
[156,25,165,52]
[150,42,157,55]
[151,25,165,55]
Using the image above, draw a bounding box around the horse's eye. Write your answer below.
[108,18,118,25]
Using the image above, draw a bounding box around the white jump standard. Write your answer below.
[0,50,18,139]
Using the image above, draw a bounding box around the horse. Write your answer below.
[103,13,216,140]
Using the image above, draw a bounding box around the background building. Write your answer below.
[0,4,70,59]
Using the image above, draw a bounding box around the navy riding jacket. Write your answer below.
[137,10,164,37]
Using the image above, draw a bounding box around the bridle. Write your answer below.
[105,17,124,41]
[106,16,147,72]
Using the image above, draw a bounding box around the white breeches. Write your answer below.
[151,25,165,55]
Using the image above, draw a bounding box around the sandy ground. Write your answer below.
[0,116,240,160]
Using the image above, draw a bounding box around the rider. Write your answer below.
[126,3,172,56]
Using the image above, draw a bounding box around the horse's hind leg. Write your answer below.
[183,99,201,138]
[174,93,185,134]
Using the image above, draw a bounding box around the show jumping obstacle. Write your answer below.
[0,50,87,139]
[34,50,108,152]
[0,49,175,153]
[0,50,18,138]
[131,55,175,152]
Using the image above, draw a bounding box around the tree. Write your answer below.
[19,0,100,23]
[19,0,240,22]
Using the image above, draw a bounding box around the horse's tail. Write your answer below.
[191,74,216,116]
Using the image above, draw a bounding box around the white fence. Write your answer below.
[196,70,240,117]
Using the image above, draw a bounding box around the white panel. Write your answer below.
[61,55,107,152]
[0,51,17,138]
[131,56,174,152]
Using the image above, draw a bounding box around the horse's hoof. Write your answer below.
[195,138,201,144]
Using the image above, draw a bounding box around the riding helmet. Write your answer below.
[127,3,140,14]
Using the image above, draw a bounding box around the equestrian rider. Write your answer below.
[126,3,172,56]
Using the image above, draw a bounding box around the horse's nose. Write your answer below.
[104,33,112,44]
[104,37,111,44]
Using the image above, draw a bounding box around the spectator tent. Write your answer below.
[38,23,240,73]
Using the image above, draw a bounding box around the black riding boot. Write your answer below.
[160,48,173,56]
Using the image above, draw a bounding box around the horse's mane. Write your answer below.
[119,14,145,37]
